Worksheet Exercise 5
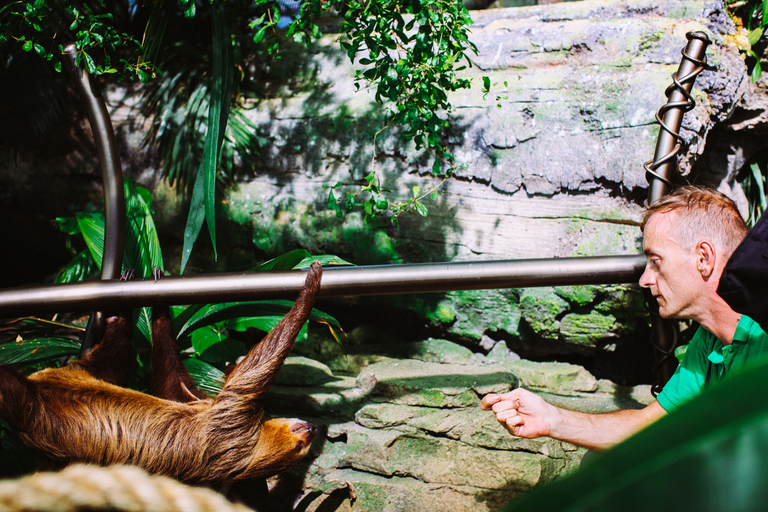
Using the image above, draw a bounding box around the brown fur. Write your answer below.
[0,262,322,485]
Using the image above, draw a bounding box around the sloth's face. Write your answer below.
[240,417,318,479]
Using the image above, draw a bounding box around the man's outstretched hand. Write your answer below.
[480,389,555,439]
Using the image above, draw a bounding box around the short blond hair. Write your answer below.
[641,185,748,259]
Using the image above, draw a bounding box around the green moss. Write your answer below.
[443,289,521,339]
[595,284,649,320]
[419,388,448,407]
[639,29,665,52]
[559,311,617,346]
[520,288,568,340]
[554,285,599,306]
[431,303,457,324]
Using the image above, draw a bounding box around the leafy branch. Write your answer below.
[281,0,477,222]
[727,0,768,81]
[0,0,150,79]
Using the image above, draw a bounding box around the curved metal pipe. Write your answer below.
[0,255,647,317]
[61,45,126,281]
[61,44,126,355]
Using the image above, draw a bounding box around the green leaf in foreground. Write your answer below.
[177,301,341,340]
[503,356,768,512]
[0,337,81,366]
[184,357,225,397]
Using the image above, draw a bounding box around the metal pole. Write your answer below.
[644,31,711,198]
[61,44,127,355]
[0,255,646,317]
[643,31,711,394]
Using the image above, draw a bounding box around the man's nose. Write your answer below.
[639,265,654,289]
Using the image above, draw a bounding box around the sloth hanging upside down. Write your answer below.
[0,262,323,486]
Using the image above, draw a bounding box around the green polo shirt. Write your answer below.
[657,315,768,412]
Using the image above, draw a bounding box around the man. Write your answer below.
[480,185,764,451]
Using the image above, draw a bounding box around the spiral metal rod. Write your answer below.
[644,31,712,394]
[644,31,711,199]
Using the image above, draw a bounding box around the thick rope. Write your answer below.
[0,465,255,512]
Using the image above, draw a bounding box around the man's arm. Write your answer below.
[480,388,666,451]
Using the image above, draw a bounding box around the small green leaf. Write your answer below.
[414,202,429,217]
[432,158,442,175]
[253,25,268,44]
[326,188,337,209]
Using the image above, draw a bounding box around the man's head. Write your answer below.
[639,185,748,319]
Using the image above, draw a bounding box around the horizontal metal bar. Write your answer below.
[0,255,647,317]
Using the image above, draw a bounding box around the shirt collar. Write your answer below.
[731,315,755,345]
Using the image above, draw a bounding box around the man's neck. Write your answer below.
[696,303,742,345]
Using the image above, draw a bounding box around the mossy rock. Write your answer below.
[519,288,568,340]
[559,311,618,347]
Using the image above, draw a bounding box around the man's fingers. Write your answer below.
[496,408,522,426]
[491,400,516,414]
[480,393,500,410]
[504,414,523,428]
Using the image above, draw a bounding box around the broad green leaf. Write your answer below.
[294,255,355,268]
[178,301,295,338]
[190,325,227,355]
[172,304,205,337]
[180,164,207,273]
[503,357,768,512]
[123,181,164,277]
[750,160,767,212]
[199,338,245,363]
[136,306,153,344]
[55,249,98,283]
[0,337,81,366]
[180,0,234,273]
[184,358,225,396]
[226,316,283,333]
[177,301,341,339]
[75,211,106,269]
[255,249,312,272]
[763,0,768,27]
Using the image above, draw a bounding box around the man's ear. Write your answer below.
[696,240,717,278]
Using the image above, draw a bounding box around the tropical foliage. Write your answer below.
[1,181,344,388]
[739,147,768,227]
[0,0,480,271]
[728,0,768,81]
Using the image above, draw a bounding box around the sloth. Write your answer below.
[0,262,323,485]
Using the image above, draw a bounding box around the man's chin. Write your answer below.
[658,307,682,320]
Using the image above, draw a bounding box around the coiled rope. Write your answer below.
[0,465,254,512]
